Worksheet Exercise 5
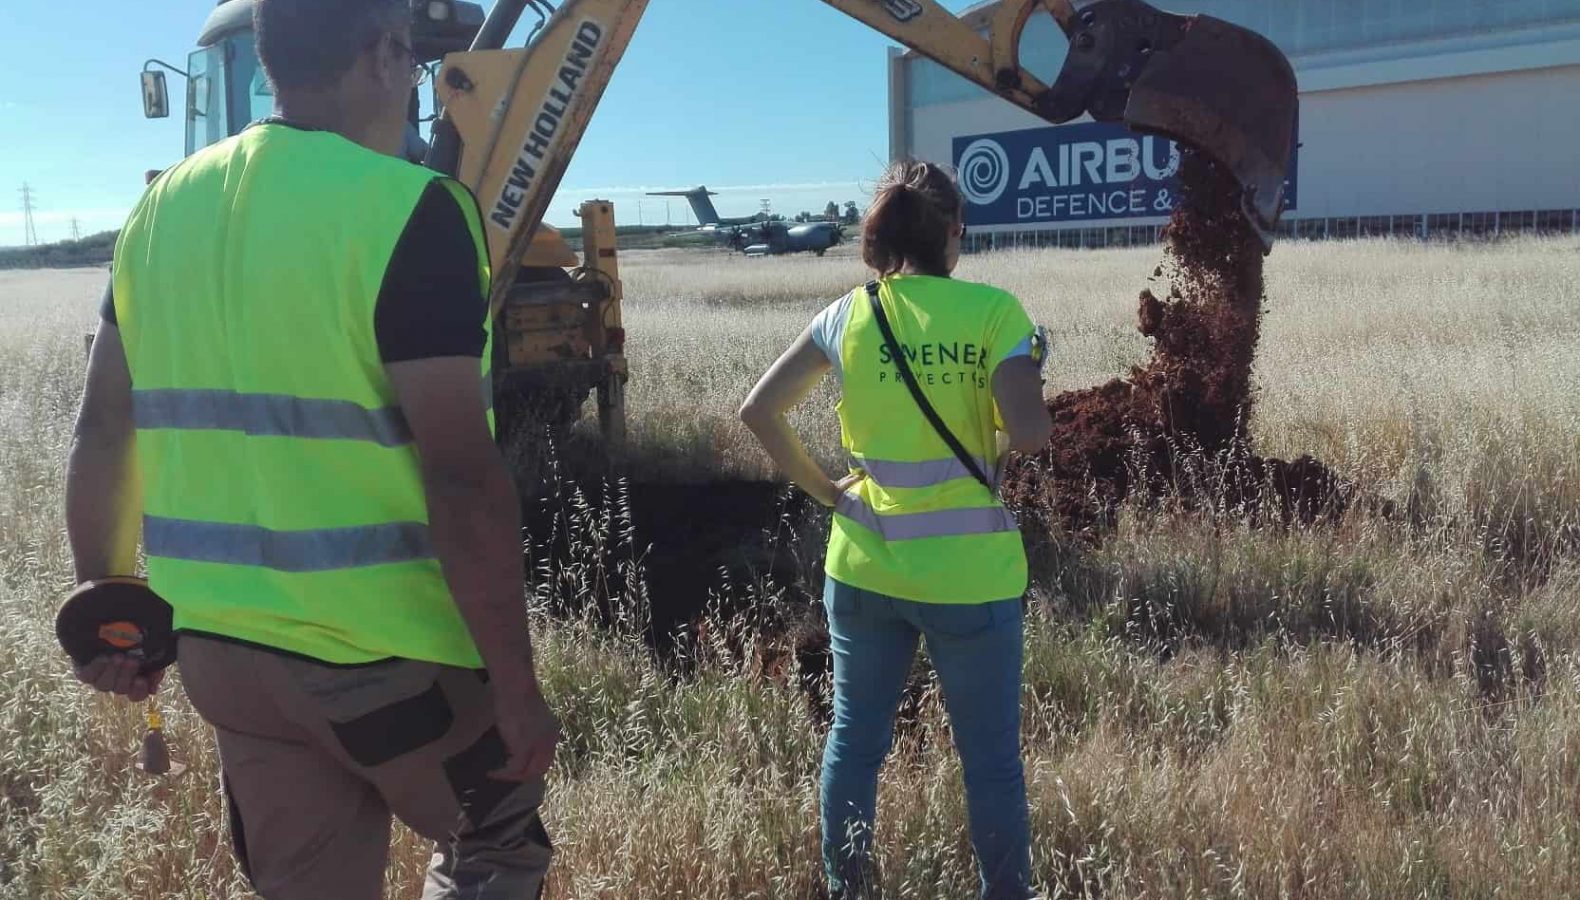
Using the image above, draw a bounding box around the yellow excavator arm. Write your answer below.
[429,0,1299,310]
[432,0,647,302]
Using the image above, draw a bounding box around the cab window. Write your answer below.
[184,45,227,155]
[228,33,274,130]
[185,32,273,155]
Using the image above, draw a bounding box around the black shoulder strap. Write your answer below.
[865,281,993,492]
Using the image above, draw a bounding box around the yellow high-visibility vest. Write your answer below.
[114,123,492,666]
[826,274,1033,604]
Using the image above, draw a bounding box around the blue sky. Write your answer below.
[0,1,975,245]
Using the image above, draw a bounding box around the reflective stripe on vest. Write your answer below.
[134,378,493,441]
[134,389,413,446]
[145,516,433,571]
[849,453,995,490]
[834,492,1018,541]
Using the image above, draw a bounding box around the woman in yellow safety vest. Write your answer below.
[741,160,1052,900]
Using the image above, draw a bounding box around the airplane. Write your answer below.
[647,186,845,257]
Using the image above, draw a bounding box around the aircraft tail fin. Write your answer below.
[647,186,721,226]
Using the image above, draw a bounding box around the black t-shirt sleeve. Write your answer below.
[100,280,117,325]
[374,181,488,364]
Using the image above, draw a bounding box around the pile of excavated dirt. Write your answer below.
[1002,152,1350,531]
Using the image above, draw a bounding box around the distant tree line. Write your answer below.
[793,201,862,225]
[0,231,117,270]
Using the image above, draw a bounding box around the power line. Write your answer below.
[19,183,38,247]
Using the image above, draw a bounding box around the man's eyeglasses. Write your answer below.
[388,37,430,88]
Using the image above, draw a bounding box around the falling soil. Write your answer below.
[1001,152,1350,531]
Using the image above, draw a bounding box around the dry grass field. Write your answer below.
[3,236,1579,899]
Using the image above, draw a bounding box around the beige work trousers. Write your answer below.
[178,635,552,900]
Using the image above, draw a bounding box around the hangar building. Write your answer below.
[887,1,1580,247]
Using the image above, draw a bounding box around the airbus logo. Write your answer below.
[948,120,1298,226]
[956,138,1011,205]
[880,0,923,22]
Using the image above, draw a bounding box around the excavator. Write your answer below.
[138,0,1299,451]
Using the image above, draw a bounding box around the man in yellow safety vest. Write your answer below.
[65,0,559,896]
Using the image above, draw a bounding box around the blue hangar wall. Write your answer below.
[888,0,1580,246]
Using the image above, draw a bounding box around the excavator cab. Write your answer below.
[135,0,581,271]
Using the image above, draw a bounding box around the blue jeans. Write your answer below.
[820,578,1032,900]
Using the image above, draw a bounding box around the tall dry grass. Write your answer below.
[3,238,1580,899]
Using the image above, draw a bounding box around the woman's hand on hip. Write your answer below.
[813,471,867,508]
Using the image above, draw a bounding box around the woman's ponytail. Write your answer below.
[861,160,964,278]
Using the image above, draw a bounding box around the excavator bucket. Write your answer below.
[1040,0,1298,245]
[1123,16,1298,243]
